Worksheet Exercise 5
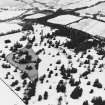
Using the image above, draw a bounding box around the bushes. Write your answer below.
[0,53,5,59]
[25,65,33,71]
[18,54,32,64]
[13,50,32,64]
[70,86,83,99]
[83,100,89,105]
[27,36,35,43]
[14,41,23,49]
[93,79,102,88]
[1,63,11,68]
[22,80,27,87]
[10,80,19,87]
[22,23,34,31]
[23,80,37,104]
[56,80,66,93]
[91,96,105,105]
[4,39,11,44]
[25,43,32,49]
[21,72,28,79]
[20,35,27,41]
[15,87,21,91]
[10,41,23,52]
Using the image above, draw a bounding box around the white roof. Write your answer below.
[68,18,105,38]
[25,13,46,19]
[47,15,81,25]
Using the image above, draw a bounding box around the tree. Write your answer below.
[11,80,19,87]
[4,39,11,44]
[91,96,105,105]
[25,65,33,70]
[70,86,83,99]
[21,72,28,79]
[13,50,32,64]
[2,63,11,68]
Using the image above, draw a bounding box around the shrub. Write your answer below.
[22,80,27,87]
[56,80,66,93]
[70,86,83,99]
[27,36,35,43]
[23,80,37,104]
[1,63,11,68]
[13,50,32,64]
[4,39,11,44]
[0,53,5,58]
[20,35,27,41]
[83,100,89,105]
[10,42,23,52]
[14,41,23,49]
[18,54,32,64]
[10,46,17,52]
[91,96,105,105]
[93,79,102,88]
[25,43,32,49]
[25,65,33,70]
[15,87,21,91]
[22,23,34,31]
[10,80,19,87]
[21,72,28,79]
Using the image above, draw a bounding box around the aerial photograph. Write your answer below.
[0,0,105,105]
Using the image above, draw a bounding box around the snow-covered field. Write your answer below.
[0,79,25,105]
[0,19,105,105]
[69,18,105,37]
[47,15,81,25]
[0,0,105,105]
[29,24,105,105]
[0,32,29,99]
[77,2,105,17]
[0,10,25,20]
[0,22,22,35]
[61,0,105,10]
[25,13,46,19]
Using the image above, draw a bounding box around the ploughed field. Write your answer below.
[0,23,105,105]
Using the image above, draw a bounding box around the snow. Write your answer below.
[0,31,28,97]
[62,0,105,10]
[0,11,105,105]
[25,13,46,19]
[0,79,25,105]
[77,2,105,17]
[28,23,105,105]
[0,22,22,35]
[47,15,81,25]
[97,16,105,21]
[68,18,105,38]
[0,10,24,20]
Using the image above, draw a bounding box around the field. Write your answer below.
[0,1,105,105]
[0,22,22,35]
[0,10,25,20]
